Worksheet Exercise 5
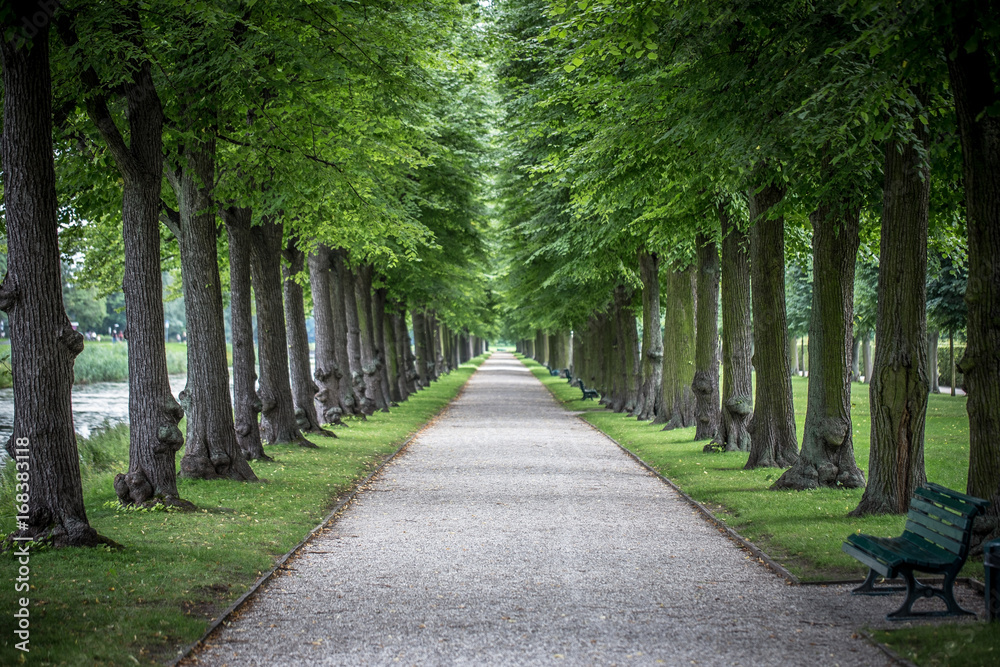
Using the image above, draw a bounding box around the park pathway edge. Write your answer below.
[168,357,487,667]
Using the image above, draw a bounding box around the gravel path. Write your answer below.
[190,353,977,666]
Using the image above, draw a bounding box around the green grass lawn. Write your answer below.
[0,354,487,666]
[518,355,997,667]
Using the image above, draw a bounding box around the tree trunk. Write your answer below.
[412,309,431,387]
[251,216,310,446]
[440,325,451,374]
[950,332,956,397]
[426,311,441,380]
[746,180,798,468]
[339,258,362,376]
[396,306,418,395]
[851,335,861,382]
[222,206,267,462]
[927,329,940,394]
[327,248,361,416]
[615,287,640,414]
[948,3,1000,539]
[635,250,664,421]
[308,246,347,424]
[337,254,373,414]
[0,14,113,546]
[383,297,403,403]
[282,237,326,434]
[548,332,561,370]
[354,264,389,411]
[852,126,930,516]
[78,32,186,506]
[605,311,621,410]
[774,192,865,490]
[169,139,256,481]
[373,286,396,403]
[654,265,697,429]
[718,206,753,452]
[572,328,584,378]
[693,232,721,441]
[862,334,873,383]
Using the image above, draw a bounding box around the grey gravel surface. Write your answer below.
[191,353,981,666]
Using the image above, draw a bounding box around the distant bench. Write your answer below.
[842,482,988,620]
[574,379,599,401]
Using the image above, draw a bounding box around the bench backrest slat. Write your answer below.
[914,487,982,516]
[909,498,972,532]
[900,485,989,560]
[903,512,965,555]
[925,482,991,509]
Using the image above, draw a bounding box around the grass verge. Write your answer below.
[1,354,487,666]
[518,355,994,667]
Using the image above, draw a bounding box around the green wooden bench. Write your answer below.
[574,378,599,401]
[842,482,989,620]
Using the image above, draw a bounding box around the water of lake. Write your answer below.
[0,375,188,460]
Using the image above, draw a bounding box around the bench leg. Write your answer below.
[852,568,905,596]
[886,569,977,621]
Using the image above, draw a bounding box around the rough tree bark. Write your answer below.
[71,11,186,506]
[354,264,389,411]
[250,216,311,446]
[282,237,326,434]
[616,286,640,414]
[654,266,697,429]
[412,309,431,387]
[947,2,1000,541]
[222,206,268,461]
[383,298,403,403]
[717,205,753,452]
[337,253,373,414]
[425,311,441,381]
[746,180,798,468]
[635,250,663,421]
[326,248,361,416]
[308,246,344,423]
[167,138,256,481]
[547,332,561,370]
[774,188,865,490]
[693,233,721,441]
[852,124,930,516]
[397,306,419,395]
[0,12,114,546]
[373,286,398,404]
